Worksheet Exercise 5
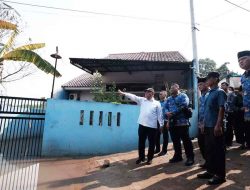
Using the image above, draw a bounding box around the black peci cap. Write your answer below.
[206,71,220,79]
[238,50,250,59]
[221,82,229,86]
[197,77,206,83]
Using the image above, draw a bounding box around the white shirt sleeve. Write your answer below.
[124,93,144,105]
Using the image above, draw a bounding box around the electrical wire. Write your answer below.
[2,0,250,38]
[224,0,250,12]
[201,0,248,23]
[2,0,190,25]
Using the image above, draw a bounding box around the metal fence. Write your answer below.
[0,96,46,190]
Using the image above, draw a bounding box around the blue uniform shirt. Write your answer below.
[160,99,167,121]
[198,91,208,123]
[164,93,190,126]
[241,71,250,121]
[204,86,227,128]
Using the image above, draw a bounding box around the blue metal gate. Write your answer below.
[0,96,46,190]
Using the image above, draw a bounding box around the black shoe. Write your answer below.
[199,162,207,169]
[154,150,160,154]
[207,176,226,185]
[158,151,167,157]
[226,143,232,147]
[185,158,194,166]
[239,144,246,150]
[136,158,145,164]
[169,157,183,163]
[146,160,152,165]
[197,172,214,179]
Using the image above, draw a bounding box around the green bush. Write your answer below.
[91,71,123,104]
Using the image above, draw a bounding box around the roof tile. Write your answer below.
[104,51,187,62]
[62,73,94,88]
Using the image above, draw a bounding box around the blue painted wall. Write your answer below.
[53,88,69,100]
[42,99,198,156]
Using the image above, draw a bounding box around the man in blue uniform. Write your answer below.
[197,77,209,169]
[238,50,250,149]
[197,72,227,185]
[155,90,169,156]
[232,86,247,149]
[164,83,194,166]
[221,82,236,147]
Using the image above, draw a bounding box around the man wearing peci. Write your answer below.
[197,77,209,169]
[118,88,164,165]
[197,72,227,185]
[238,50,250,149]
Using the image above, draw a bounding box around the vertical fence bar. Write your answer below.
[9,118,19,190]
[6,118,17,190]
[1,118,12,190]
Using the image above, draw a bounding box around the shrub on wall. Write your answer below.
[91,71,123,104]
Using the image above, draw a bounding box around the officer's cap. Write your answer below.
[238,50,250,59]
[206,72,220,79]
[197,77,206,83]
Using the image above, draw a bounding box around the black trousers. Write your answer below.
[244,121,250,147]
[155,122,169,153]
[169,125,194,159]
[198,128,206,162]
[234,114,246,145]
[225,112,234,146]
[204,127,225,178]
[138,124,157,161]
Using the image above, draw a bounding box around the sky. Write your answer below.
[1,0,250,98]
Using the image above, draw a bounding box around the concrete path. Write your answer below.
[37,142,250,190]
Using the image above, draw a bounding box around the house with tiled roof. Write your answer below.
[219,72,242,89]
[61,51,194,101]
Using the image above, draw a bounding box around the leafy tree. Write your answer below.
[199,58,216,77]
[0,20,61,83]
[91,71,105,102]
[216,62,230,80]
[199,58,233,80]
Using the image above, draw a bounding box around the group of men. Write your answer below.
[118,50,250,186]
[219,81,249,149]
[118,83,194,166]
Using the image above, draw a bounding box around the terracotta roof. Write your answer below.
[62,73,94,88]
[104,51,187,62]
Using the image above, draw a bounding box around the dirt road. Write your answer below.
[38,142,250,190]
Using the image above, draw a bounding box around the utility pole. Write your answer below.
[190,0,199,76]
[189,0,199,119]
[50,46,61,98]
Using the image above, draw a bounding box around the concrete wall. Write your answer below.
[79,90,94,101]
[42,99,198,157]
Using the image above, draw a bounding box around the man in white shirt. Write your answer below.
[118,88,164,165]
